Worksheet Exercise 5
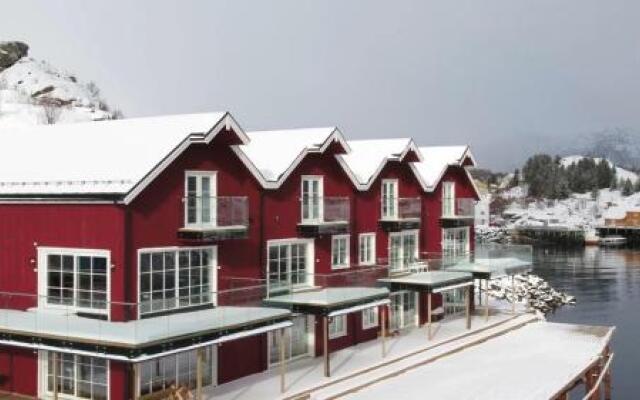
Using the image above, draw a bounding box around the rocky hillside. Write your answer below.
[0,41,121,127]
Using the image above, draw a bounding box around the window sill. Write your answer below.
[331,264,350,270]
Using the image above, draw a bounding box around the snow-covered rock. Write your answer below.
[0,41,119,127]
[489,273,575,313]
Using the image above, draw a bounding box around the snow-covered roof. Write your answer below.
[338,138,423,189]
[0,112,244,200]
[412,146,474,189]
[236,127,349,187]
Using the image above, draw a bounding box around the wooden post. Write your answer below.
[511,275,516,314]
[130,362,139,400]
[279,328,287,393]
[324,316,330,378]
[427,292,432,340]
[196,348,204,400]
[484,279,490,322]
[52,352,59,400]
[381,305,387,358]
[604,365,612,400]
[465,285,471,330]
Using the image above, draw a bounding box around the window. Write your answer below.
[267,240,313,294]
[358,233,376,266]
[442,181,455,217]
[328,315,347,339]
[39,248,109,315]
[185,172,217,228]
[362,307,379,330]
[44,352,108,400]
[139,347,214,396]
[268,315,312,365]
[388,231,419,273]
[331,235,349,269]
[301,176,323,222]
[442,227,469,260]
[381,179,398,219]
[139,247,216,316]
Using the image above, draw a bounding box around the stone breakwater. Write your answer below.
[488,273,576,313]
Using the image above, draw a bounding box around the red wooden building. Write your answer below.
[0,113,479,400]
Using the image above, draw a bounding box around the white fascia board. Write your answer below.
[335,155,366,190]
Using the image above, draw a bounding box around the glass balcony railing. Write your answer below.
[182,196,249,229]
[443,198,476,218]
[300,196,350,224]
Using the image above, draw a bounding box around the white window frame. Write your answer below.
[362,307,379,330]
[388,230,420,273]
[328,314,347,339]
[442,227,470,258]
[38,350,110,400]
[442,181,455,217]
[358,233,376,266]
[381,179,399,220]
[137,246,218,317]
[331,234,350,270]
[184,171,218,228]
[137,345,217,396]
[267,314,315,366]
[301,175,324,223]
[266,238,315,295]
[37,247,111,318]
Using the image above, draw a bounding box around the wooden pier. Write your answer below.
[514,226,585,246]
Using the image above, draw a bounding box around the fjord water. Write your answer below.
[531,246,640,399]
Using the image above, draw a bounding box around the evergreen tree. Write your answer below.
[622,178,634,196]
[509,169,520,188]
[634,179,640,193]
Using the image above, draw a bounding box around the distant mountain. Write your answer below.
[0,41,121,127]
[566,128,640,172]
[561,155,638,183]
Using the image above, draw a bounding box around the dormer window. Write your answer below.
[381,179,398,220]
[301,176,323,223]
[185,171,217,228]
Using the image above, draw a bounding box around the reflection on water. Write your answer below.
[531,246,640,399]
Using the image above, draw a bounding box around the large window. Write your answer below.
[331,235,350,270]
[389,291,417,331]
[267,240,313,294]
[442,227,469,259]
[139,347,214,396]
[442,181,455,217]
[139,247,216,316]
[328,315,347,339]
[268,315,312,365]
[388,230,419,273]
[185,171,217,228]
[362,307,379,330]
[38,248,109,315]
[381,179,398,219]
[301,176,323,222]
[358,233,376,266]
[43,352,108,400]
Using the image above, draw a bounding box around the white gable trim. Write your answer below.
[123,113,245,204]
[417,145,480,197]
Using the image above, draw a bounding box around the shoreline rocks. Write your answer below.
[488,273,576,313]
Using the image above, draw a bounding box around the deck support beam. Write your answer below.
[511,274,516,314]
[484,279,490,322]
[52,352,58,400]
[427,292,432,340]
[130,362,139,400]
[381,305,387,358]
[323,316,330,378]
[465,285,471,330]
[279,327,287,394]
[196,347,204,400]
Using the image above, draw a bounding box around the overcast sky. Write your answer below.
[2,0,639,170]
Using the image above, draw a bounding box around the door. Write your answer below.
[268,315,313,365]
[444,288,466,316]
[389,231,419,273]
[389,291,417,331]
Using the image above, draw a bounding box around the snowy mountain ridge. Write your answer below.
[561,155,639,183]
[0,41,119,127]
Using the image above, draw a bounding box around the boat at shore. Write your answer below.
[599,235,627,246]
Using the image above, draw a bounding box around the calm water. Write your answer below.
[531,246,640,399]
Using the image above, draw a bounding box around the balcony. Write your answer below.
[297,196,350,237]
[441,198,476,228]
[377,256,429,275]
[178,196,249,241]
[379,197,421,232]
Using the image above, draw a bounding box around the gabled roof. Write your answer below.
[234,127,350,188]
[337,138,424,190]
[0,112,247,202]
[411,145,479,196]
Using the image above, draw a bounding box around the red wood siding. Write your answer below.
[0,346,37,397]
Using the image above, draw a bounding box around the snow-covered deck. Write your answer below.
[342,322,614,400]
[0,305,290,348]
[449,257,532,279]
[205,310,535,400]
[263,287,390,314]
[378,271,473,293]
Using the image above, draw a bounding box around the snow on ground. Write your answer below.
[343,321,612,400]
[501,189,640,231]
[0,57,113,127]
[561,155,638,183]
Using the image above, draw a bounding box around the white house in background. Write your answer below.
[475,192,491,227]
